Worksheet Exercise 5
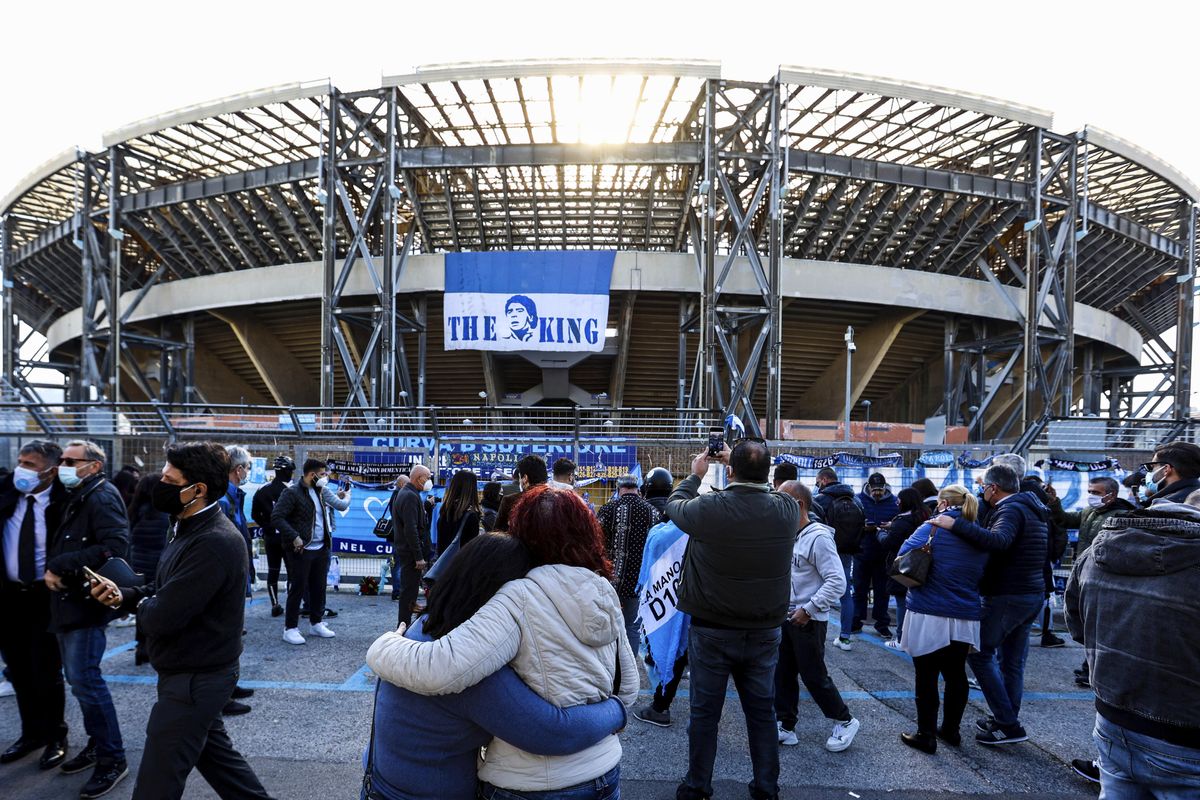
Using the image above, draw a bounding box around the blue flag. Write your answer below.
[636,520,690,690]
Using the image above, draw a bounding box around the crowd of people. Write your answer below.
[1,435,1199,799]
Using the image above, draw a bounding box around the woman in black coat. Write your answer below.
[877,487,932,648]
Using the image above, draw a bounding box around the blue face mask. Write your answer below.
[13,466,41,494]
[1145,466,1168,496]
[58,465,83,489]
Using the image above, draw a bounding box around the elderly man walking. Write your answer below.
[669,439,799,800]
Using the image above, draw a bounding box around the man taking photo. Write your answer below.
[87,442,271,799]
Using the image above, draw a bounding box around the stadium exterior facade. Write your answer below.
[1,61,1196,446]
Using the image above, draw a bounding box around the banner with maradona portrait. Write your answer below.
[443,251,615,351]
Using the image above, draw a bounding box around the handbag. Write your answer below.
[373,489,399,540]
[422,513,471,583]
[889,529,935,588]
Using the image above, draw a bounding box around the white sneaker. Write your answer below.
[885,638,904,650]
[776,721,798,746]
[112,615,136,628]
[282,628,306,645]
[833,636,853,651]
[826,717,860,752]
[310,622,336,638]
[0,680,13,698]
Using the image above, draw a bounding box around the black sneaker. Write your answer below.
[1041,633,1066,648]
[324,608,338,619]
[60,743,97,775]
[976,722,1028,745]
[1071,758,1101,784]
[974,716,996,734]
[79,760,129,799]
[231,685,254,700]
[1075,675,1091,689]
[874,625,893,639]
[271,604,284,617]
[1073,667,1088,678]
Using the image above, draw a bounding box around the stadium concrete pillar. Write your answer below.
[698,75,784,437]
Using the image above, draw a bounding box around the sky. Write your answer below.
[2,0,1197,411]
[1,0,1197,196]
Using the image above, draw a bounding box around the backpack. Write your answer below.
[825,493,866,554]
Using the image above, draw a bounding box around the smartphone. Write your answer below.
[340,479,352,492]
[82,565,103,586]
[707,427,725,458]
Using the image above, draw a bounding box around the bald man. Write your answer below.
[774,481,861,752]
[391,465,433,626]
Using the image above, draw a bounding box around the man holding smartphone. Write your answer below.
[87,442,270,799]
[270,459,337,645]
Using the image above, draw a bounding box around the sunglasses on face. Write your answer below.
[58,458,96,467]
[1140,462,1170,473]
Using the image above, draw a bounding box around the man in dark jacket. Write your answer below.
[88,442,271,800]
[0,440,69,771]
[1141,441,1200,505]
[597,474,660,650]
[250,455,294,617]
[853,473,900,638]
[641,467,673,518]
[1066,497,1200,796]
[391,463,432,626]
[812,467,864,650]
[493,455,548,533]
[931,463,1048,746]
[670,440,799,800]
[44,439,129,796]
[271,459,337,645]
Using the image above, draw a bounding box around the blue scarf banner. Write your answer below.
[637,520,690,691]
[776,452,903,469]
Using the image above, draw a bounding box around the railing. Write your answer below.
[1025,416,1197,454]
[0,402,718,444]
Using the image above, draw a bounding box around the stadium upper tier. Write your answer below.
[0,60,1195,421]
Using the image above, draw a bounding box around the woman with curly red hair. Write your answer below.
[367,484,637,800]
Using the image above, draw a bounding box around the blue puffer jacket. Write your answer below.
[857,490,900,558]
[949,491,1049,596]
[900,509,988,621]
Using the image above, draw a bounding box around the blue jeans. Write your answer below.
[58,625,125,763]
[678,626,781,800]
[838,555,855,636]
[478,765,620,800]
[1094,713,1200,799]
[894,594,907,640]
[619,595,640,657]
[967,593,1043,729]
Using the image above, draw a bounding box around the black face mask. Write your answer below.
[152,481,199,516]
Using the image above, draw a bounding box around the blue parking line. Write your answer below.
[101,640,137,662]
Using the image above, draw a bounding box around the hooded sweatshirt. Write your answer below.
[366,564,638,791]
[1066,502,1200,747]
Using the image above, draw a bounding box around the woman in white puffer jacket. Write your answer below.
[367,485,638,799]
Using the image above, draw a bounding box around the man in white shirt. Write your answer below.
[775,481,861,753]
[0,441,70,770]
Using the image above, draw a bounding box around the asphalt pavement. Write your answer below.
[0,590,1101,799]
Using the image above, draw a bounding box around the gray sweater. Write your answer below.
[789,521,847,621]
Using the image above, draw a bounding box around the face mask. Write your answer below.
[1086,494,1105,509]
[1145,467,1168,495]
[315,476,329,489]
[58,465,83,489]
[13,466,42,494]
[151,481,198,516]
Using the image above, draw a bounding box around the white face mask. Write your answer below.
[1086,494,1106,509]
[314,476,329,489]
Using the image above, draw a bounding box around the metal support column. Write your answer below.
[1176,204,1198,418]
[0,214,13,396]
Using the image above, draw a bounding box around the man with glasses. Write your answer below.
[1139,442,1200,506]
[43,440,131,798]
[217,446,256,716]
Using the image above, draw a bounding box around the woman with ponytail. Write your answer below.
[896,484,989,755]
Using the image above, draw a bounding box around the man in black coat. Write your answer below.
[250,455,295,618]
[88,442,271,800]
[391,463,432,626]
[0,440,70,771]
[44,439,130,797]
[1141,441,1200,505]
[271,459,337,645]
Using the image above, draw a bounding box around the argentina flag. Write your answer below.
[443,251,616,352]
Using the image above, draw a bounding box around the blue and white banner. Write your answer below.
[637,521,690,691]
[443,251,615,351]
